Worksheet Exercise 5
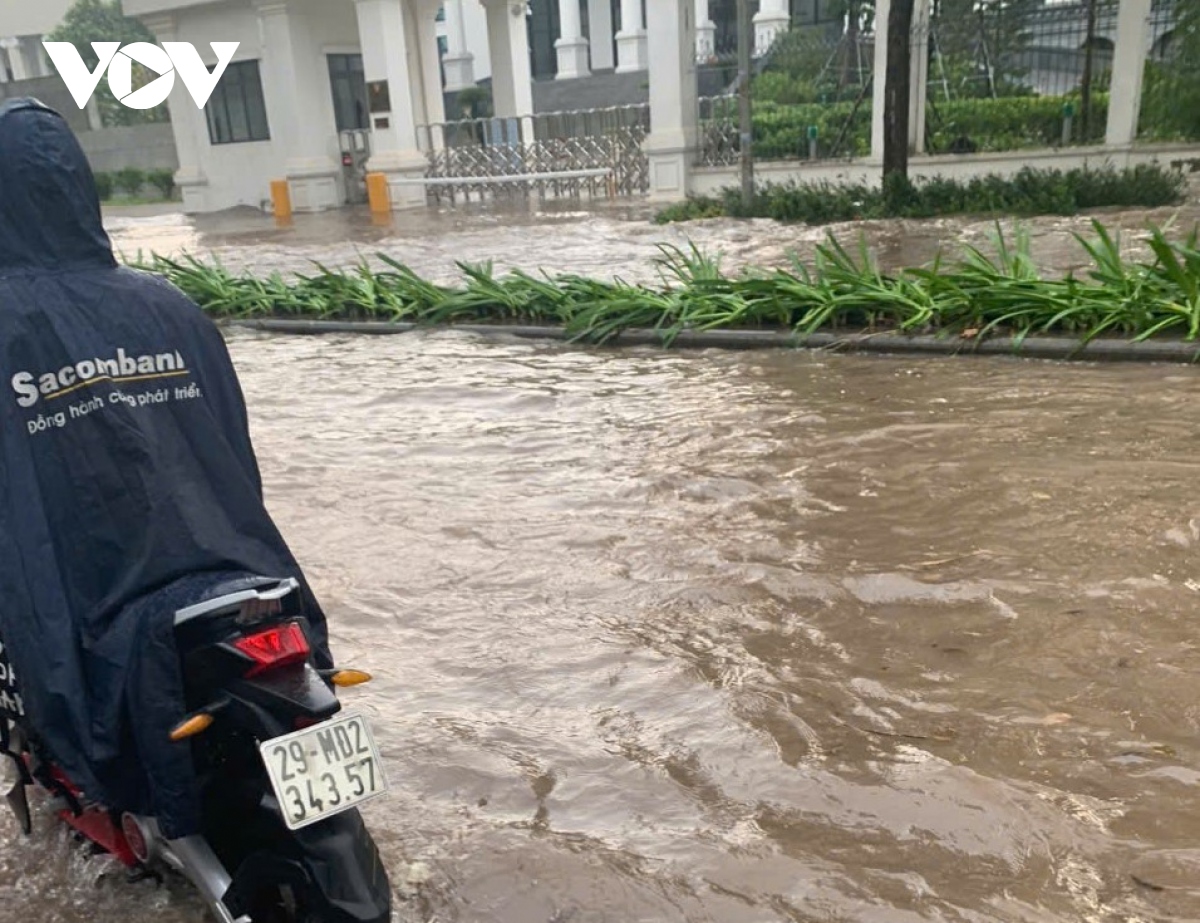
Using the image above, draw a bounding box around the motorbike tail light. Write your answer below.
[234,622,311,676]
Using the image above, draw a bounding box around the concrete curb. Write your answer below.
[225,319,1200,364]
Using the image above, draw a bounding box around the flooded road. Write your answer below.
[233,334,1200,922]
[1,205,1199,921]
[103,194,1200,283]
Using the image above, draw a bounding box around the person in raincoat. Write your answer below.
[0,97,332,838]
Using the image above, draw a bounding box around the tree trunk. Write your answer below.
[883,0,916,184]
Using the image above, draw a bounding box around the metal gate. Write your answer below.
[416,104,650,204]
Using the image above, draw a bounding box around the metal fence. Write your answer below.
[697,0,1195,167]
[920,0,1118,153]
[698,13,875,166]
[415,104,650,204]
[1139,0,1200,140]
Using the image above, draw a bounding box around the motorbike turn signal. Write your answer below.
[169,712,215,741]
[330,669,372,688]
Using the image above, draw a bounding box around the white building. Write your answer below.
[118,0,676,213]
[0,0,71,81]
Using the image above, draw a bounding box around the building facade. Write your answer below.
[0,0,72,82]
[118,0,663,213]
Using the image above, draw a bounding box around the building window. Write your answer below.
[327,53,369,133]
[205,60,270,144]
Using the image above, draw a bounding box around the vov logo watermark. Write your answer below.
[42,41,239,110]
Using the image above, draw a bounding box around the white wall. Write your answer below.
[690,143,1200,196]
[155,0,360,212]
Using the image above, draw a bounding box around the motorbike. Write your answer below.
[0,573,392,923]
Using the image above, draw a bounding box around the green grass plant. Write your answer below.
[655,164,1186,226]
[128,218,1200,347]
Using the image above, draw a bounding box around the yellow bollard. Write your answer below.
[270,180,291,220]
[366,172,391,213]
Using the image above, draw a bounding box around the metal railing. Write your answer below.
[1139,0,1200,141]
[414,104,650,203]
[698,0,1190,165]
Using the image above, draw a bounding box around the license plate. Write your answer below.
[258,712,388,830]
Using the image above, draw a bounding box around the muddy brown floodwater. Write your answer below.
[1,204,1200,922]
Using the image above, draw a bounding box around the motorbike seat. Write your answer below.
[173,575,300,627]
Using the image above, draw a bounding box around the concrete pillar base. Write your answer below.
[616,30,648,72]
[285,160,342,212]
[753,12,790,55]
[175,168,209,214]
[555,37,591,79]
[443,52,476,91]
[644,134,695,201]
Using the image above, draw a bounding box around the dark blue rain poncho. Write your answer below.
[0,99,332,838]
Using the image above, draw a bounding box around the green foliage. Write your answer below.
[745,93,1109,160]
[92,171,113,200]
[453,86,493,119]
[1140,0,1200,141]
[751,99,873,158]
[113,166,146,196]
[46,0,167,127]
[754,25,873,106]
[653,164,1184,225]
[127,220,1200,347]
[147,168,175,199]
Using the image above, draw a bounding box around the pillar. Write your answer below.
[754,0,790,56]
[1105,0,1152,146]
[0,45,9,83]
[1,38,29,81]
[33,39,52,78]
[85,95,103,131]
[871,0,889,162]
[695,0,716,62]
[616,0,648,73]
[354,0,429,208]
[556,0,590,79]
[587,0,615,71]
[442,0,476,90]
[140,15,208,211]
[909,0,930,153]
[482,0,534,118]
[255,1,341,211]
[408,0,445,130]
[644,0,697,200]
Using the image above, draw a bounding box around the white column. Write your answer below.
[695,0,716,62]
[354,0,429,208]
[255,1,341,211]
[871,0,889,162]
[1105,0,1152,147]
[556,0,590,79]
[909,0,930,153]
[85,95,103,131]
[1,38,29,81]
[442,0,476,90]
[407,0,445,129]
[616,0,647,72]
[587,0,615,71]
[0,46,10,83]
[140,15,207,211]
[33,38,53,77]
[754,0,790,55]
[482,0,534,118]
[644,0,696,200]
